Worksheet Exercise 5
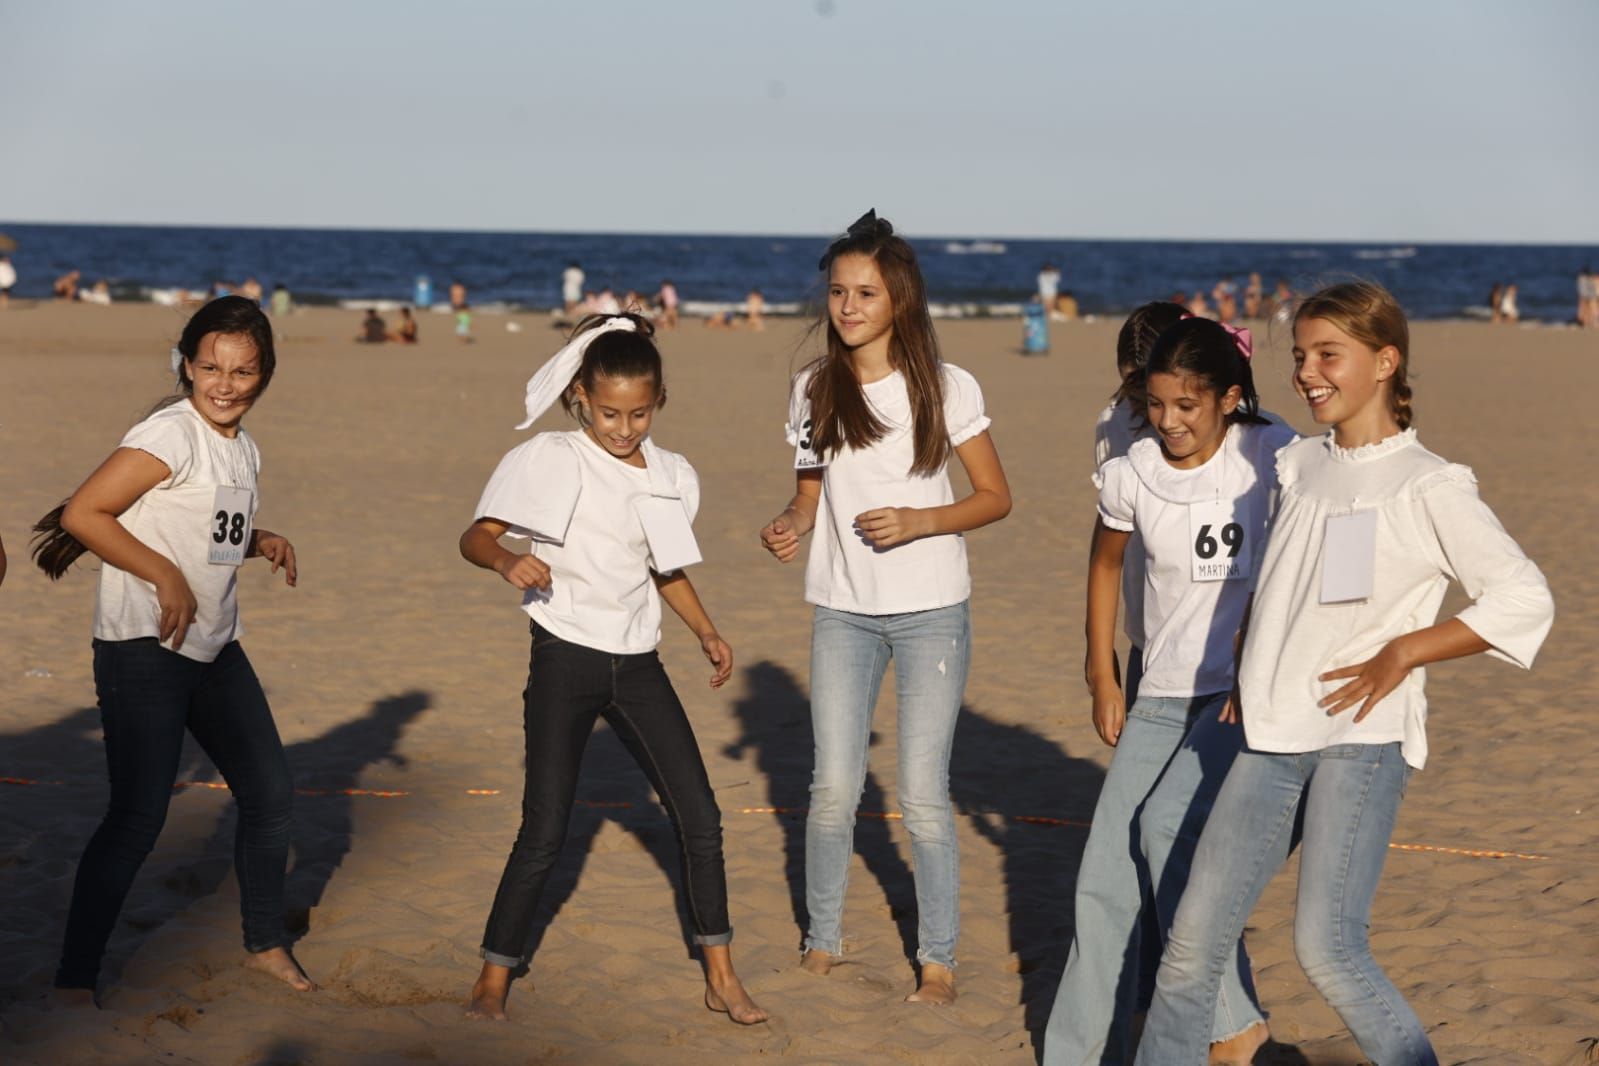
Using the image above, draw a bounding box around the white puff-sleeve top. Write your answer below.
[785,363,990,616]
[1239,429,1554,769]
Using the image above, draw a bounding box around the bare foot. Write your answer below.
[799,949,837,976]
[704,982,769,1026]
[905,962,956,1005]
[243,947,316,992]
[49,988,96,1009]
[1209,1020,1270,1065]
[465,963,513,1021]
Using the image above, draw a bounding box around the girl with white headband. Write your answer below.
[1045,316,1291,1065]
[462,312,766,1025]
[30,295,312,1002]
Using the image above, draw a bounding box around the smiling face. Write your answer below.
[1145,369,1239,469]
[185,332,262,437]
[827,253,894,360]
[575,374,661,465]
[1291,315,1399,443]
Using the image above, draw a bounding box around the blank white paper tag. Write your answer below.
[1320,510,1376,604]
[638,497,702,573]
[1188,499,1251,582]
[208,485,254,567]
[793,416,825,471]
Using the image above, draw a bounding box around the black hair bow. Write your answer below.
[818,209,891,269]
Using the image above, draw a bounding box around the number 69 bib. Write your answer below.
[209,485,254,566]
[1188,499,1249,582]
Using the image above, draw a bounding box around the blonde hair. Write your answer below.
[1293,281,1413,429]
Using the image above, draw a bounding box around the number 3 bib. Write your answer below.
[209,485,254,566]
[1189,499,1250,582]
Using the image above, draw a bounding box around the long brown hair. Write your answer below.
[802,210,949,476]
[31,296,277,579]
[1293,281,1413,429]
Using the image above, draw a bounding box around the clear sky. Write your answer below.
[3,0,1595,243]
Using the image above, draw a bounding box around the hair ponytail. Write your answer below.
[555,312,664,425]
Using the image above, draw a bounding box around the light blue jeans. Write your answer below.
[1136,743,1436,1066]
[804,601,970,970]
[1043,691,1263,1065]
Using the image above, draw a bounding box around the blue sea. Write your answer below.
[2,222,1595,323]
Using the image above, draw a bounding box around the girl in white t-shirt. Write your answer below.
[30,296,311,1001]
[1136,283,1554,1065]
[1045,317,1292,1065]
[461,313,765,1025]
[759,211,1012,1005]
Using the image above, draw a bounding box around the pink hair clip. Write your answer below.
[1178,311,1253,361]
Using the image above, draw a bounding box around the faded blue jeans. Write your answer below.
[1136,742,1435,1066]
[804,601,970,971]
[1044,691,1263,1065]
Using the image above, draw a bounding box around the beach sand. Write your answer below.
[1,303,1595,1065]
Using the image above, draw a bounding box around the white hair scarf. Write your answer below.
[514,316,638,430]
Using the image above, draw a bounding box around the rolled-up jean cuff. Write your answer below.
[694,928,733,947]
[916,950,956,971]
[480,947,526,969]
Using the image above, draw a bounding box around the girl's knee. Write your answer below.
[897,794,955,841]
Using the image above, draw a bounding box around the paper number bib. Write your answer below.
[208,485,254,566]
[1320,510,1377,604]
[1188,500,1249,582]
[794,417,824,470]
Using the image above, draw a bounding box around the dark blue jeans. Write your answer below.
[55,639,294,990]
[480,624,731,967]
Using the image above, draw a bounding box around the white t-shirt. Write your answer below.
[94,401,261,663]
[475,430,700,655]
[562,267,584,303]
[1239,430,1554,769]
[1097,420,1297,698]
[0,260,16,289]
[786,363,991,615]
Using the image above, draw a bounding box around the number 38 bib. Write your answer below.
[1188,499,1250,582]
[209,485,254,566]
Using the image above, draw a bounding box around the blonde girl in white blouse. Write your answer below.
[1136,282,1554,1066]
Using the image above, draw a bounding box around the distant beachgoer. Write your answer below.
[1213,279,1238,324]
[270,284,291,319]
[415,275,432,309]
[239,278,263,305]
[1270,279,1293,317]
[1488,282,1504,324]
[1022,295,1049,354]
[455,305,473,343]
[561,262,584,316]
[81,279,112,306]
[1038,263,1062,319]
[703,309,738,329]
[30,296,314,1005]
[392,306,419,344]
[0,253,17,309]
[450,280,468,312]
[623,289,646,315]
[54,270,81,301]
[208,280,234,299]
[595,288,622,316]
[1498,283,1519,324]
[658,279,680,330]
[357,308,388,343]
[746,288,766,331]
[1055,291,1080,322]
[1579,266,1598,329]
[1244,273,1264,318]
[1187,291,1212,319]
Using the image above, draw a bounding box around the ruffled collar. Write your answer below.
[1323,427,1417,463]
[1127,423,1243,503]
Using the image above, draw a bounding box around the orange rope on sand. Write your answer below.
[0,775,1552,861]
